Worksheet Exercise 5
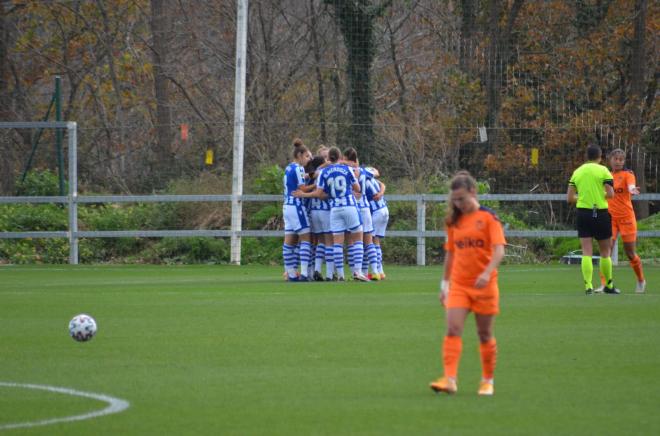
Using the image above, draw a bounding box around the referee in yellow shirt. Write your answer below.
[567,144,619,295]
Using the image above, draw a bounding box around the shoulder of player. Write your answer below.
[478,206,502,222]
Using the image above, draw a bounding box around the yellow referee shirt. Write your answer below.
[568,162,614,209]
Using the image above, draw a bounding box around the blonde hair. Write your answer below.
[445,171,478,227]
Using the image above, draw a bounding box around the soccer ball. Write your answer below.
[69,314,97,342]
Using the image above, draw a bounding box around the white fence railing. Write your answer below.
[1,193,659,265]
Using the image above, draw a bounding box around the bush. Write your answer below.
[142,237,229,264]
[241,237,282,265]
[15,169,65,196]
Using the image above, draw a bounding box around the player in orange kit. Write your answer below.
[429,171,506,396]
[596,149,646,293]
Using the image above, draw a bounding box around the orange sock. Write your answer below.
[630,255,645,281]
[599,272,606,286]
[479,338,497,380]
[443,335,463,379]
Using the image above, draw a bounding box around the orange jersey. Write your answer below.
[445,207,506,288]
[608,169,636,218]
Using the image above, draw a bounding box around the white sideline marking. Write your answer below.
[0,382,129,430]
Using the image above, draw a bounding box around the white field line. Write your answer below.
[0,382,129,431]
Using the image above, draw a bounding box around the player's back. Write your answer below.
[319,163,357,208]
[283,162,305,205]
[366,177,387,211]
[569,162,612,209]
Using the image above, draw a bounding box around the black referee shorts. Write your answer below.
[576,208,612,240]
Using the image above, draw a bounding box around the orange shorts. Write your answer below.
[611,214,637,243]
[446,281,499,315]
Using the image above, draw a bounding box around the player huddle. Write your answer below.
[282,139,389,282]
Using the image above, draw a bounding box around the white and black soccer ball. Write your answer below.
[69,314,97,342]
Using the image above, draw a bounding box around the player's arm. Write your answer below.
[440,250,453,307]
[627,172,640,195]
[373,180,386,201]
[297,184,316,193]
[293,186,326,199]
[604,180,614,199]
[352,181,362,200]
[566,185,578,204]
[474,244,505,289]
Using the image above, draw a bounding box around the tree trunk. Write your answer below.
[0,2,11,193]
[485,0,502,147]
[459,0,477,75]
[149,0,174,184]
[629,0,649,218]
[326,0,391,158]
[309,0,327,144]
[484,0,524,153]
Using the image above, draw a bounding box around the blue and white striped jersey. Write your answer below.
[357,167,376,209]
[317,163,358,208]
[366,177,387,212]
[283,162,305,206]
[309,168,331,211]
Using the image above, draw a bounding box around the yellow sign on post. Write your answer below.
[205,149,214,166]
[531,148,539,167]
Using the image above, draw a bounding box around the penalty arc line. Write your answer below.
[0,382,130,431]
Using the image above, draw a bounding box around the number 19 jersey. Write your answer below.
[317,163,358,208]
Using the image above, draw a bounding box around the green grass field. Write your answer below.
[1,264,659,435]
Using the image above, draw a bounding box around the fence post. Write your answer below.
[417,196,426,266]
[230,0,248,265]
[67,122,79,265]
[612,238,618,266]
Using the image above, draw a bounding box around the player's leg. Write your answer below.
[595,211,618,294]
[348,229,368,281]
[623,240,646,293]
[430,307,469,394]
[298,231,312,281]
[579,237,595,293]
[324,232,335,280]
[372,207,389,278]
[577,209,597,294]
[330,208,348,281]
[283,233,299,281]
[475,313,496,395]
[620,218,645,292]
[346,207,368,281]
[332,232,346,281]
[597,219,621,292]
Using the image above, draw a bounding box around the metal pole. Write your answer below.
[612,237,618,266]
[67,122,79,265]
[230,0,248,265]
[21,95,55,184]
[416,197,426,266]
[55,76,65,196]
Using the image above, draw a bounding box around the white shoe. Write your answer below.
[352,272,370,282]
[594,285,605,294]
[636,280,646,294]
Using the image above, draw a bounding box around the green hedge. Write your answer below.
[1,169,658,265]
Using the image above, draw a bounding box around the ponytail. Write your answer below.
[292,138,309,160]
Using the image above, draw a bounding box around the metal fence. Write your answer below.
[2,193,659,265]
